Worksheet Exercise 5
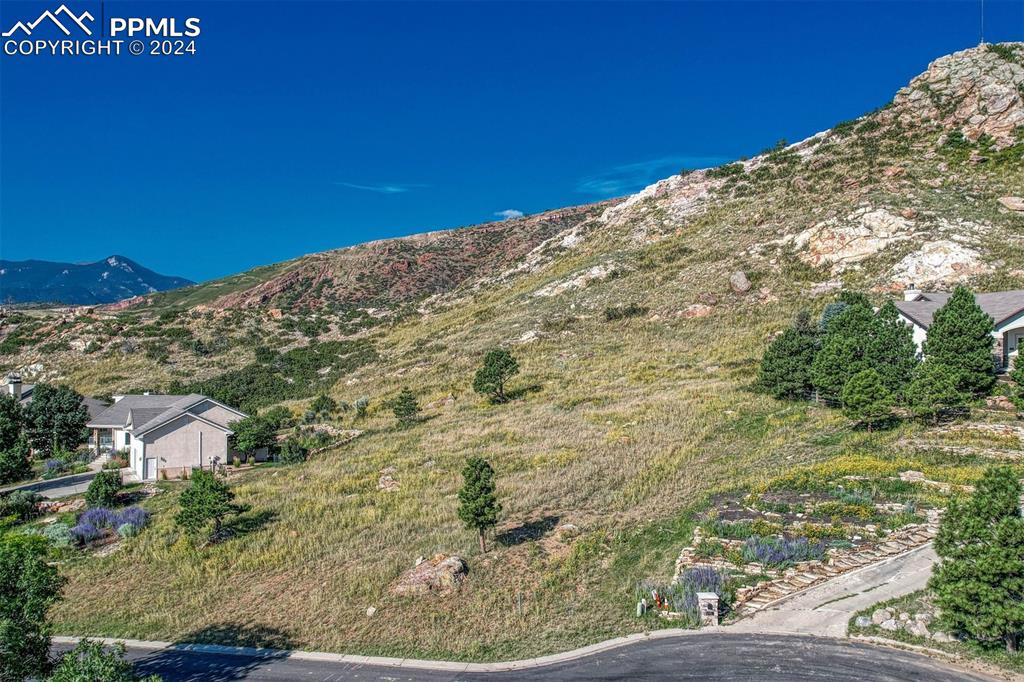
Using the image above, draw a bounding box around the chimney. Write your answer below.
[5,373,22,400]
[904,284,922,302]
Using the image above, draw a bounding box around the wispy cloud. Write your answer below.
[333,181,428,194]
[576,156,731,196]
[494,209,524,221]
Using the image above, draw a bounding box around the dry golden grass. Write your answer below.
[33,113,1024,658]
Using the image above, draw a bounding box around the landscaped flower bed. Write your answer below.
[668,455,979,616]
[637,566,734,627]
[70,506,150,547]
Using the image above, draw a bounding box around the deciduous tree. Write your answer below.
[23,384,89,457]
[0,534,65,681]
[230,415,277,460]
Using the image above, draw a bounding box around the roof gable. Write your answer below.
[894,290,1024,329]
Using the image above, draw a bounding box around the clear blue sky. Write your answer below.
[2,1,1022,283]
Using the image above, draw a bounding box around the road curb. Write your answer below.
[850,635,1013,682]
[52,629,719,672]
[52,628,988,675]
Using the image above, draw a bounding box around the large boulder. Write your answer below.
[729,271,752,294]
[999,196,1024,212]
[390,555,468,596]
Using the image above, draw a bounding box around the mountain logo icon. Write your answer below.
[2,4,94,37]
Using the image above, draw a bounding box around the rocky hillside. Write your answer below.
[1,43,1022,392]
[0,255,193,305]
[15,43,1024,661]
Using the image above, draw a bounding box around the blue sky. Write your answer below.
[1,1,1022,283]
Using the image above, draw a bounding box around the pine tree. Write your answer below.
[758,310,819,399]
[929,466,1024,654]
[472,348,520,403]
[457,457,501,553]
[811,303,875,399]
[389,388,420,426]
[175,470,236,538]
[922,286,995,397]
[906,361,969,424]
[868,301,919,398]
[841,368,894,431]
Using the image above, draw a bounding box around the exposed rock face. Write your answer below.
[599,170,718,243]
[789,207,915,272]
[890,240,990,286]
[891,43,1024,149]
[390,554,468,596]
[533,262,618,298]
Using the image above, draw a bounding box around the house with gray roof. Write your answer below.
[87,393,263,480]
[894,287,1024,372]
[4,374,109,421]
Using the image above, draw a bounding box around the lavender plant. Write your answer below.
[72,506,150,544]
[741,535,826,567]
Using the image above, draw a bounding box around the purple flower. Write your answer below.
[117,506,149,530]
[71,522,102,543]
[44,459,66,473]
[742,535,825,567]
[79,507,118,528]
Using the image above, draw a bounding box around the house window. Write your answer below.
[124,433,130,446]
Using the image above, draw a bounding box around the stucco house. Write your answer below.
[87,393,265,480]
[894,287,1024,373]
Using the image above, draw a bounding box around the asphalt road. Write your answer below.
[54,634,990,681]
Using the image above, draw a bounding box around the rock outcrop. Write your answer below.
[891,43,1024,149]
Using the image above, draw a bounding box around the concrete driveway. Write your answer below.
[728,543,937,637]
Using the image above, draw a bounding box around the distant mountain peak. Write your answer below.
[0,256,193,306]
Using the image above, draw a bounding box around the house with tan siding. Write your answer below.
[87,393,266,480]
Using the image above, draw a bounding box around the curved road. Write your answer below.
[54,634,988,681]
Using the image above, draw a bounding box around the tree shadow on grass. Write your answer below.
[132,623,295,682]
[496,515,560,547]
[214,509,278,543]
[504,383,543,402]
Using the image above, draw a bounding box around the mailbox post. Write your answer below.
[697,592,719,627]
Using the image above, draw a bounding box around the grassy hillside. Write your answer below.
[2,43,1023,658]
